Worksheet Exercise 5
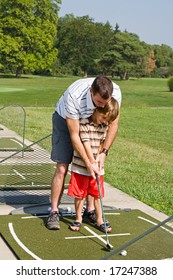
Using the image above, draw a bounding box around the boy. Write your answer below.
[67,97,119,232]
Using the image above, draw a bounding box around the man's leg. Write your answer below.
[51,162,69,211]
[46,162,69,230]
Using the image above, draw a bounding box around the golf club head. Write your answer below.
[106,243,113,251]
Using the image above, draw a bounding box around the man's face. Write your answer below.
[91,89,111,108]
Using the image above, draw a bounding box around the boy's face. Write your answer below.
[93,110,109,125]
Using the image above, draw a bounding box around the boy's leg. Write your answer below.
[87,176,112,232]
[75,197,85,222]
[83,176,104,224]
[68,172,88,231]
[94,198,112,233]
[85,195,95,212]
[69,198,84,231]
[94,198,103,226]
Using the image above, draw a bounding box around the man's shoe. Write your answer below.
[82,209,96,224]
[46,211,60,230]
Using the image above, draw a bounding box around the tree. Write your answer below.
[153,44,173,68]
[114,23,120,33]
[99,32,148,79]
[0,0,61,77]
[146,50,156,74]
[56,15,113,77]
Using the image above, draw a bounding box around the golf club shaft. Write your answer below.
[96,174,111,246]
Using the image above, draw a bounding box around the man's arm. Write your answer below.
[97,113,120,169]
[66,117,99,178]
[103,113,120,149]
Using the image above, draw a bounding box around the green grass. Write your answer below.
[0,75,78,107]
[117,78,173,108]
[0,75,173,215]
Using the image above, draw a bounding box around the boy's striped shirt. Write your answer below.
[71,118,108,176]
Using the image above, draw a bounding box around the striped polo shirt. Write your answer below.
[56,77,121,119]
[71,118,108,176]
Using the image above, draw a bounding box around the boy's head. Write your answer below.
[91,97,119,125]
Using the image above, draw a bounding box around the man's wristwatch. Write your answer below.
[100,148,109,156]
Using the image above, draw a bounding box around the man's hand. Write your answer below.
[96,152,106,172]
[86,161,100,179]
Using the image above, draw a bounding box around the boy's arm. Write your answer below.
[83,141,96,164]
[66,117,99,178]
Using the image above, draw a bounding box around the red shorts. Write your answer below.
[68,172,104,199]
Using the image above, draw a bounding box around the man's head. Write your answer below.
[91,76,113,108]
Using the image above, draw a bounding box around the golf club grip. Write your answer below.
[95,174,102,198]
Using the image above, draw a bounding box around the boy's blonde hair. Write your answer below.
[95,97,119,123]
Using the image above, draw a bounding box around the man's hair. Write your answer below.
[96,97,119,123]
[91,76,113,99]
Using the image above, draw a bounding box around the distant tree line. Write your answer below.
[0,0,173,79]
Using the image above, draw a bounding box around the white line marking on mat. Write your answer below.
[1,172,41,176]
[138,216,173,235]
[0,184,50,187]
[8,223,41,260]
[105,213,120,215]
[13,169,26,180]
[65,233,130,240]
[22,215,48,219]
[11,139,23,147]
[84,226,114,248]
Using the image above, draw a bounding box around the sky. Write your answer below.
[59,0,173,48]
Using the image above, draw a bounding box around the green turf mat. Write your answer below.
[0,137,33,151]
[0,210,172,260]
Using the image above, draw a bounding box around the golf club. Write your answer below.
[95,174,113,251]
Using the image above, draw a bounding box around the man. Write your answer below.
[46,76,122,230]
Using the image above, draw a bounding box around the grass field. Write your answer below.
[0,75,173,215]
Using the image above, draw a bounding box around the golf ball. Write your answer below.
[47,207,51,212]
[120,250,127,256]
[66,206,71,212]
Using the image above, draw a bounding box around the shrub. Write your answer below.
[168,77,173,92]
